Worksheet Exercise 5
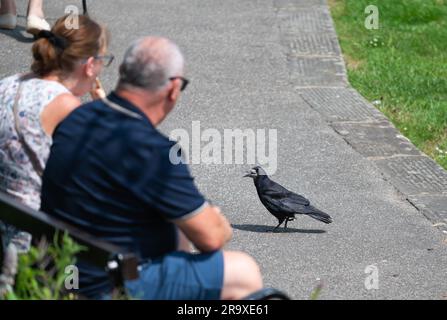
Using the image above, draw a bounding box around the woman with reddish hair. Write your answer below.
[0,14,112,252]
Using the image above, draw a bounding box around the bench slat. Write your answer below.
[0,192,138,280]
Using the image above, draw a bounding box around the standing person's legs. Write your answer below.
[26,0,49,35]
[0,0,16,14]
[0,0,17,29]
[221,251,263,299]
[27,0,44,18]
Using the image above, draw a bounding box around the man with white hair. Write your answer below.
[40,37,263,300]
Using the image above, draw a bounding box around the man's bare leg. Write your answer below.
[220,251,263,300]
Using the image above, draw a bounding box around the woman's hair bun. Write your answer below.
[31,15,109,77]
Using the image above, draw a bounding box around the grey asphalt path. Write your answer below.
[1,0,446,299]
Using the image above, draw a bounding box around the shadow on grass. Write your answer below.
[232,224,326,234]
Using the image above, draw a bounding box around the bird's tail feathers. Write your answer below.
[307,207,332,224]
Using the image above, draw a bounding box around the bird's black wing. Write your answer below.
[263,195,310,215]
[261,196,296,216]
[276,197,332,223]
[263,184,310,206]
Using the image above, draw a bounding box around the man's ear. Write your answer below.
[168,78,181,101]
[84,57,96,78]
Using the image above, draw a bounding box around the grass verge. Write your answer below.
[329,0,447,169]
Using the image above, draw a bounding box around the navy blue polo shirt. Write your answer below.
[40,92,206,297]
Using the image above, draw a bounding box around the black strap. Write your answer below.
[82,0,88,15]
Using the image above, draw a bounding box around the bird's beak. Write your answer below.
[243,170,255,178]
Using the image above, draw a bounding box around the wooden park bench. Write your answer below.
[0,192,289,300]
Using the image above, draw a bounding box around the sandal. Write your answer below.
[26,15,50,36]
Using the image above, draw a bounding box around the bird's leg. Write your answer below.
[284,217,293,229]
[273,219,285,231]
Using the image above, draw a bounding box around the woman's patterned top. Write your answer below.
[0,74,69,252]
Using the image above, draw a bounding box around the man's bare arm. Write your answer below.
[174,205,232,252]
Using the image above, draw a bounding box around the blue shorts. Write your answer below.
[124,250,224,300]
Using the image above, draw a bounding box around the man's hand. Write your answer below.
[174,204,232,252]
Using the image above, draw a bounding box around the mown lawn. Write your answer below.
[329,0,447,169]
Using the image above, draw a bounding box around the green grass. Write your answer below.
[329,0,447,169]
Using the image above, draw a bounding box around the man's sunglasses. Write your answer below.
[169,76,189,91]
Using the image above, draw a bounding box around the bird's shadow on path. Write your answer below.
[232,224,326,234]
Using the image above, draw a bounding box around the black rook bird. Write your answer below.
[244,166,332,230]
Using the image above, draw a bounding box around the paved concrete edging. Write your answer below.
[274,0,447,233]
